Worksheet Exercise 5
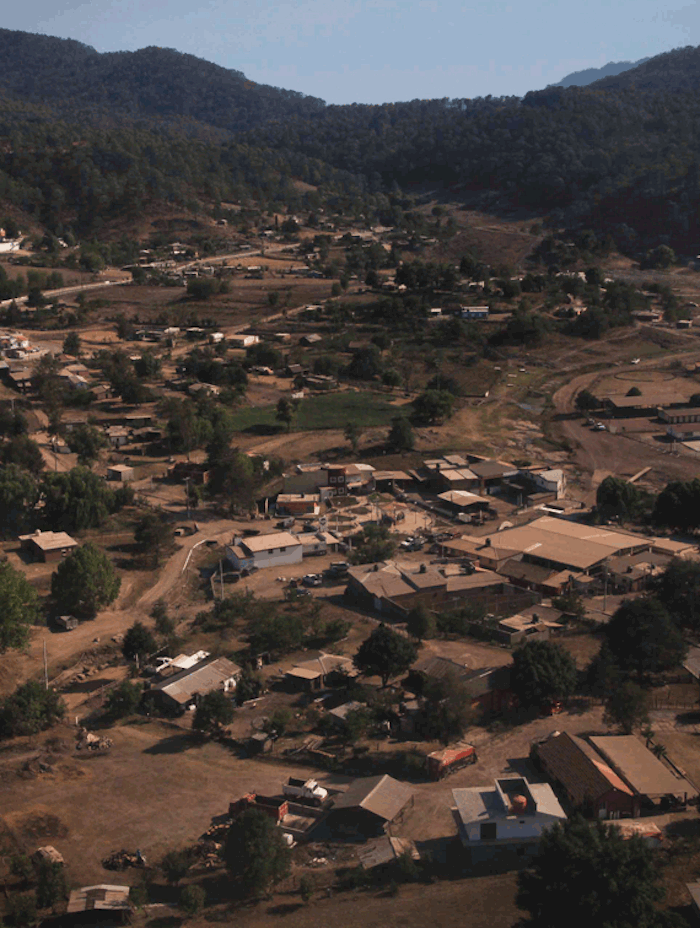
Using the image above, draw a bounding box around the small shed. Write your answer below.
[66,885,131,924]
[358,836,419,870]
[107,464,134,482]
[54,615,79,631]
[327,775,414,838]
[248,732,274,754]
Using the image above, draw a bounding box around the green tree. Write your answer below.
[40,467,121,532]
[575,388,600,412]
[161,849,193,886]
[6,892,37,927]
[1,435,45,475]
[276,397,297,432]
[344,421,362,453]
[652,478,700,531]
[35,860,68,910]
[51,543,120,618]
[151,600,175,637]
[605,595,687,677]
[180,884,206,917]
[349,523,396,564]
[122,620,157,663]
[62,332,81,356]
[0,561,40,653]
[411,389,455,424]
[66,424,106,465]
[511,640,577,709]
[222,807,292,896]
[585,642,621,699]
[0,465,37,535]
[406,604,435,641]
[418,669,476,744]
[104,679,143,720]
[516,817,666,928]
[354,623,418,687]
[134,511,172,566]
[193,690,234,734]
[655,557,700,631]
[387,416,414,451]
[596,476,648,523]
[0,680,65,739]
[604,681,651,734]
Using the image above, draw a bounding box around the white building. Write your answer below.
[294,530,342,556]
[225,531,303,570]
[453,776,566,863]
[532,468,566,499]
[228,334,260,348]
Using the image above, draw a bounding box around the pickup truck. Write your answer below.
[282,777,328,804]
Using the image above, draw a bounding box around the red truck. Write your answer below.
[425,745,477,781]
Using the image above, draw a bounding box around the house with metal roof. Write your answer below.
[145,656,241,713]
[326,774,414,838]
[19,529,79,563]
[533,731,638,818]
[284,652,356,692]
[453,776,566,863]
[225,531,303,570]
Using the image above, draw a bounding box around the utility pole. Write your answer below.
[185,477,191,520]
[219,559,224,601]
[43,640,48,690]
[603,558,609,614]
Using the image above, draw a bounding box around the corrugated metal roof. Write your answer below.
[152,657,241,705]
[332,774,413,821]
[590,735,689,797]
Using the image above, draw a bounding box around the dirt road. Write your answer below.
[6,519,242,694]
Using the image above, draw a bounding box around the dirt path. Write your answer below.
[7,519,242,693]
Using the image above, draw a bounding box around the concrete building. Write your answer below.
[275,493,320,516]
[19,530,78,563]
[453,776,566,863]
[106,464,134,482]
[225,531,303,570]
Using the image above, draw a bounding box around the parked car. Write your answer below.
[302,573,322,587]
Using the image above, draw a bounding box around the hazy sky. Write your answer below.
[4,0,698,104]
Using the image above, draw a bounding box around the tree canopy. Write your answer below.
[0,680,66,738]
[122,620,157,663]
[354,623,418,687]
[605,595,687,677]
[517,817,667,928]
[222,807,292,896]
[0,561,40,653]
[193,690,234,734]
[511,640,577,709]
[51,542,121,618]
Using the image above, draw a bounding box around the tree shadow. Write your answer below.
[664,818,700,839]
[265,903,304,916]
[242,423,285,436]
[142,734,204,755]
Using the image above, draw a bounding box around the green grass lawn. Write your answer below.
[229,390,409,433]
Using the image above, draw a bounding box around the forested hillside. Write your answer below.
[551,58,648,88]
[0,29,325,135]
[3,30,700,256]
